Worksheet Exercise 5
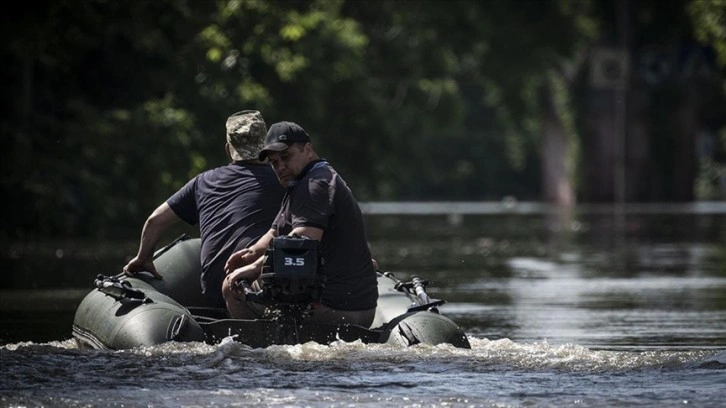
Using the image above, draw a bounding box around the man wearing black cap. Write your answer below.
[123,110,284,308]
[223,121,378,327]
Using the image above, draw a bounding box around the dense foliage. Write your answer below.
[1,0,724,239]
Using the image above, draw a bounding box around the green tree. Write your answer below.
[1,0,723,239]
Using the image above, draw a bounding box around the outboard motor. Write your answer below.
[244,235,325,308]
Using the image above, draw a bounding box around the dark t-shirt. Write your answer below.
[271,161,378,311]
[167,161,284,307]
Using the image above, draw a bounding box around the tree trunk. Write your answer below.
[541,75,575,206]
[673,86,698,201]
[582,90,617,202]
[626,88,650,201]
[541,109,575,206]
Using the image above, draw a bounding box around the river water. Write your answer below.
[2,210,725,407]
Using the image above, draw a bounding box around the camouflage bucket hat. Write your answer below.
[226,110,267,161]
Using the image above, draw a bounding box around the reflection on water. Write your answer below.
[366,212,725,277]
[454,266,726,348]
[1,211,726,406]
[1,212,725,348]
[364,212,726,350]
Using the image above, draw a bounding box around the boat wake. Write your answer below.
[3,336,723,408]
[3,335,719,373]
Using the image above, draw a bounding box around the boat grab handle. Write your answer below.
[394,275,446,313]
[167,314,191,341]
[95,275,152,303]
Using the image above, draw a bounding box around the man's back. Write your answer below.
[169,162,284,307]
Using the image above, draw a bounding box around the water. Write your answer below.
[2,211,726,407]
[3,338,724,407]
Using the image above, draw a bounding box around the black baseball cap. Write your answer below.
[258,121,311,161]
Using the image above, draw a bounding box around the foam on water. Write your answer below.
[2,336,724,407]
[3,334,717,372]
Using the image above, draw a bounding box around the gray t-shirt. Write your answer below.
[272,161,378,311]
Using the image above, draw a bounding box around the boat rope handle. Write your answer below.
[95,275,152,303]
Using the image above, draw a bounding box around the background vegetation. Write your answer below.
[2,0,725,239]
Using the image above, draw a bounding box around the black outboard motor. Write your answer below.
[245,235,324,307]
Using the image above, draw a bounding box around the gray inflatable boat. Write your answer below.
[72,235,470,350]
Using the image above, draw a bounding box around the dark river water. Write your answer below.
[2,210,725,407]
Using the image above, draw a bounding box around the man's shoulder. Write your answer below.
[200,162,274,177]
[300,164,356,201]
[195,164,229,176]
[312,165,351,190]
[306,162,338,180]
[185,165,243,190]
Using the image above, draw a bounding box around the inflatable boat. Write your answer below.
[72,235,470,350]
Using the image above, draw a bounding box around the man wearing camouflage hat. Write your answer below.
[222,121,378,327]
[123,110,284,307]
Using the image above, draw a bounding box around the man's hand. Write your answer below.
[227,262,263,293]
[225,248,261,275]
[123,256,163,280]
